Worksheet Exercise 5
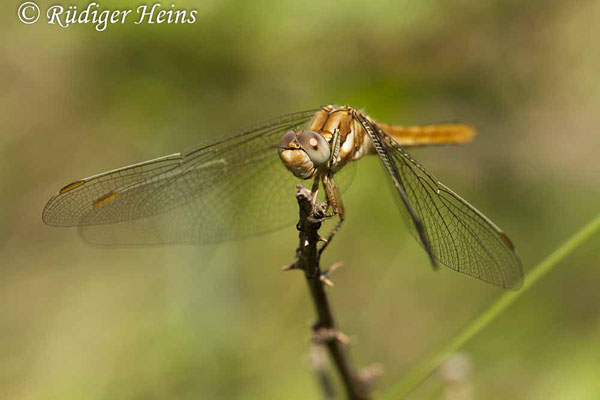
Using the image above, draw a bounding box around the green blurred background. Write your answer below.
[2,0,600,399]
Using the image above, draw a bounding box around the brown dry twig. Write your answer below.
[285,184,377,400]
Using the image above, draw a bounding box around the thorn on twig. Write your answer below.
[323,261,344,276]
[318,236,328,243]
[320,275,334,287]
[282,262,300,271]
[312,327,351,345]
[319,261,344,286]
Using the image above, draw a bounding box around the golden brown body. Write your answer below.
[279,105,476,209]
[278,105,477,255]
[304,105,475,169]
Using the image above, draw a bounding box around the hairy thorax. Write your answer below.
[278,105,373,180]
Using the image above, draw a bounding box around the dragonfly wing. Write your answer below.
[357,114,523,289]
[79,156,357,245]
[354,113,437,267]
[43,110,321,245]
[78,154,302,245]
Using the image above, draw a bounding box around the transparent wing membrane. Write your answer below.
[359,115,523,289]
[389,144,522,288]
[43,109,348,245]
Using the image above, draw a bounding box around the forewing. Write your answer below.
[43,110,321,245]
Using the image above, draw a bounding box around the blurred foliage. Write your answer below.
[1,0,600,399]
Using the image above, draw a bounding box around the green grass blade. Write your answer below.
[381,212,600,400]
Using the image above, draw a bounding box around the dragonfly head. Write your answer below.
[278,130,331,179]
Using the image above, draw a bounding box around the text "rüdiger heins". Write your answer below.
[47,3,197,32]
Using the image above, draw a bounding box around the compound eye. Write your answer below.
[278,131,297,155]
[297,130,330,166]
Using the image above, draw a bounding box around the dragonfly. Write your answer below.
[43,105,523,289]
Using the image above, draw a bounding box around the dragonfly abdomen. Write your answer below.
[378,122,476,147]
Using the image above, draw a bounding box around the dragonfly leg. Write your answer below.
[328,128,341,170]
[318,214,344,258]
[310,178,320,208]
[318,174,345,258]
